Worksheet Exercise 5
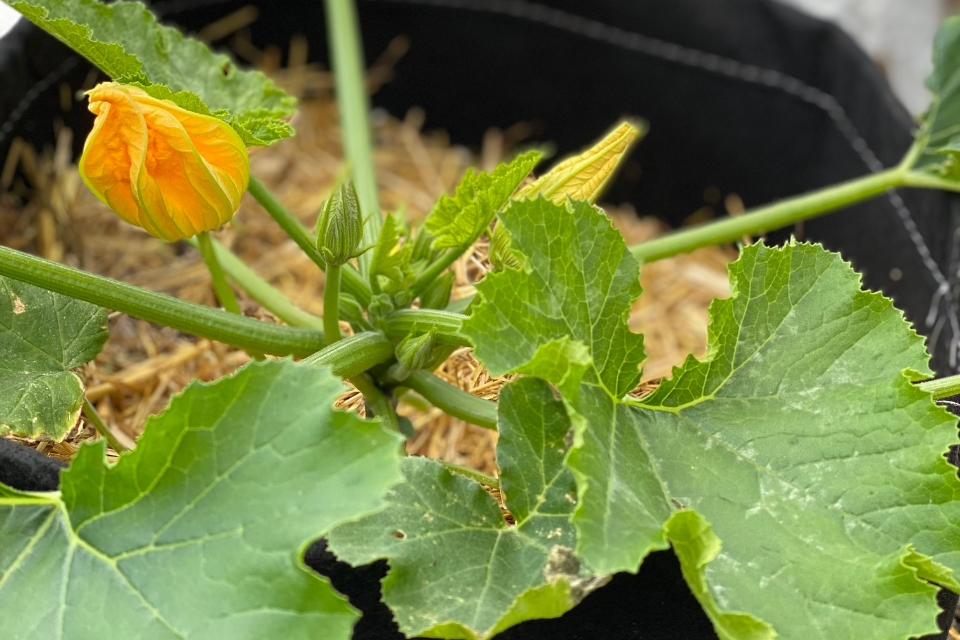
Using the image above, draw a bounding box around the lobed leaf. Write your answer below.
[912,16,960,177]
[0,359,404,639]
[328,377,588,639]
[463,196,960,639]
[425,152,541,250]
[6,0,296,145]
[0,277,107,439]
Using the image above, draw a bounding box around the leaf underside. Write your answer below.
[7,0,295,145]
[461,196,960,640]
[0,359,404,639]
[914,16,960,176]
[0,276,107,438]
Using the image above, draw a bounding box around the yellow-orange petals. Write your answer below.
[79,82,249,241]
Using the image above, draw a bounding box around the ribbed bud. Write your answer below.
[316,180,363,266]
[420,271,455,309]
[396,328,438,372]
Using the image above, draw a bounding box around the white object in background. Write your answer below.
[0,3,19,40]
[777,0,947,114]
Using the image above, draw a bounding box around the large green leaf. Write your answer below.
[425,152,541,251]
[0,276,107,439]
[0,359,404,639]
[327,377,590,639]
[462,196,960,639]
[6,0,295,145]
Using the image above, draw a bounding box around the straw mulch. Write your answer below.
[0,28,734,475]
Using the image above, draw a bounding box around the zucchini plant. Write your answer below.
[3,1,960,638]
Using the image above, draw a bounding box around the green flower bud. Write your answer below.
[338,293,364,323]
[316,180,364,266]
[489,221,522,272]
[420,271,455,310]
[396,328,438,372]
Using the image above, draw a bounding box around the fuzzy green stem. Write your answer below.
[404,371,497,430]
[247,175,371,307]
[919,374,960,401]
[409,249,459,300]
[301,331,394,379]
[196,231,241,315]
[436,459,500,488]
[325,0,381,275]
[629,168,904,263]
[383,309,470,345]
[324,263,343,345]
[0,246,325,356]
[82,398,127,453]
[352,373,400,432]
[185,236,324,331]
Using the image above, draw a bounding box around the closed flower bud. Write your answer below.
[316,180,364,266]
[489,221,523,272]
[420,271,455,309]
[78,82,249,241]
[396,328,438,372]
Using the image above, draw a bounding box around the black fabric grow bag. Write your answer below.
[1,1,959,638]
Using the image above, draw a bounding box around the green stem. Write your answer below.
[383,309,470,345]
[196,231,241,315]
[352,373,400,432]
[324,263,342,345]
[184,236,325,331]
[629,167,904,263]
[409,249,459,300]
[435,459,500,488]
[82,398,127,453]
[404,371,497,430]
[918,374,960,401]
[248,176,372,307]
[301,331,394,379]
[0,246,325,356]
[325,0,381,276]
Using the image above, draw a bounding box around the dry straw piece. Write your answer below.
[0,29,732,476]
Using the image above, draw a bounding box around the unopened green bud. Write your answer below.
[396,328,438,372]
[420,271,455,309]
[316,180,364,266]
[338,293,364,323]
[489,221,522,272]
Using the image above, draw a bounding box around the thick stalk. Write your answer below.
[0,246,325,356]
[383,309,470,345]
[196,231,241,314]
[247,176,371,306]
[629,168,904,263]
[82,398,127,453]
[185,236,324,331]
[404,371,497,430]
[301,331,393,379]
[352,373,400,432]
[918,374,960,401]
[324,264,343,345]
[325,0,381,275]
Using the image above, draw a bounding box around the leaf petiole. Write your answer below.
[918,374,960,400]
[82,398,127,453]
[401,371,497,430]
[196,231,241,315]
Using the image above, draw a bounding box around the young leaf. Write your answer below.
[463,196,960,639]
[516,121,643,204]
[463,197,645,398]
[425,151,541,250]
[369,211,410,284]
[327,377,588,639]
[0,277,107,438]
[6,0,295,145]
[0,359,404,638]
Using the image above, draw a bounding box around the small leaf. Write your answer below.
[7,0,296,145]
[517,121,643,204]
[0,359,404,638]
[328,377,587,639]
[425,152,541,250]
[910,16,960,177]
[0,277,107,438]
[369,211,411,283]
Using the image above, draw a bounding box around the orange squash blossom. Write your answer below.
[79,82,250,241]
